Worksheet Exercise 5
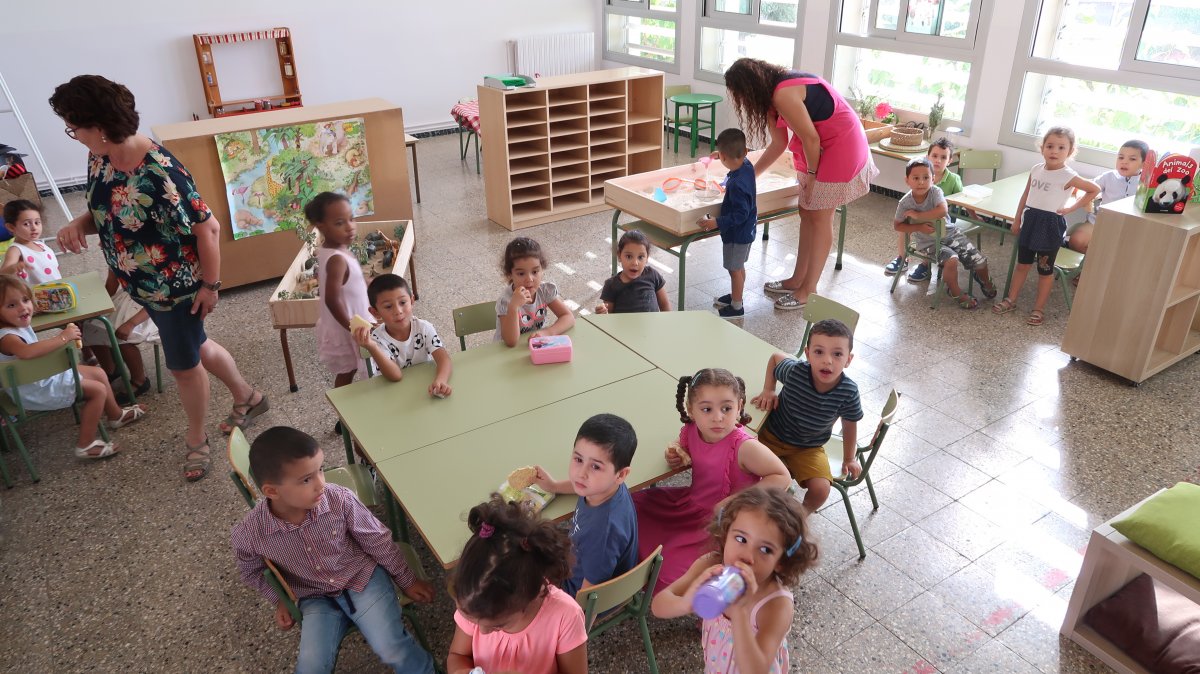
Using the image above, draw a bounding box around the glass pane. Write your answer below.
[649,0,678,11]
[841,0,870,34]
[699,27,794,75]
[939,0,972,38]
[761,0,800,27]
[715,0,752,14]
[606,14,677,64]
[1136,0,1200,69]
[905,0,941,35]
[1032,0,1135,70]
[877,0,900,30]
[1016,72,1200,152]
[832,45,970,119]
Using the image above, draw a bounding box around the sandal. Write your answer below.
[75,439,119,459]
[108,404,147,429]
[218,392,270,435]
[763,280,798,296]
[972,271,998,299]
[992,298,1017,315]
[946,286,979,310]
[773,294,806,311]
[183,435,211,482]
[1027,310,1045,326]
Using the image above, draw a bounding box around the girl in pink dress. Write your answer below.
[651,486,818,674]
[310,192,371,389]
[724,58,879,311]
[634,368,790,593]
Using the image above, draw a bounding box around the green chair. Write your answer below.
[822,389,900,560]
[956,150,1004,243]
[797,294,861,354]
[0,343,105,487]
[576,545,664,674]
[890,217,962,309]
[1054,247,1085,311]
[663,85,692,138]
[452,301,496,351]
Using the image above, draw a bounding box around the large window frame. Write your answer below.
[826,0,989,131]
[603,0,681,74]
[999,0,1200,166]
[693,0,802,85]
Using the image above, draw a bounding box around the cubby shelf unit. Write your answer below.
[479,68,664,230]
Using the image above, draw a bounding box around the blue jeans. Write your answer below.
[295,565,434,674]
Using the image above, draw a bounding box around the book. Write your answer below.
[1135,150,1196,215]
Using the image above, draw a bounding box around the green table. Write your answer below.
[669,93,721,158]
[325,319,654,464]
[31,271,136,402]
[944,171,1030,297]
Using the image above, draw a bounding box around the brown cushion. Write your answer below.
[1084,573,1200,673]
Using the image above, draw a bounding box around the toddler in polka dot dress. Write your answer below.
[1,200,60,284]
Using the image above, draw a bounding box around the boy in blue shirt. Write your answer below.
[534,413,639,596]
[699,128,757,319]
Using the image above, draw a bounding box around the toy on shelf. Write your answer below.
[1136,150,1196,215]
[483,73,536,90]
[193,27,303,118]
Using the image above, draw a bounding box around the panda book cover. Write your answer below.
[1135,150,1196,215]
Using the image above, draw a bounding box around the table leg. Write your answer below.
[341,422,355,465]
[835,206,847,271]
[1003,242,1019,298]
[676,240,690,308]
[409,143,421,204]
[97,316,136,403]
[707,103,717,153]
[280,329,298,393]
[408,253,420,301]
[611,210,622,276]
[673,102,681,153]
[690,105,700,158]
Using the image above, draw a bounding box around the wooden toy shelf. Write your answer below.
[479,67,665,230]
[193,27,302,118]
[1061,198,1200,384]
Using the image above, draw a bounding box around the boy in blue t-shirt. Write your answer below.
[699,128,757,319]
[534,413,639,596]
[752,319,864,513]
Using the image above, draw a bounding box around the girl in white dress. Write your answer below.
[1,200,60,285]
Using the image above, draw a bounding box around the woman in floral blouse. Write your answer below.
[51,75,268,482]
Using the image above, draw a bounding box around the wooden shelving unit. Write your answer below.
[1062,197,1200,383]
[193,28,302,118]
[479,67,664,230]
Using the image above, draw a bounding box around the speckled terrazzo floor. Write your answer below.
[2,133,1197,674]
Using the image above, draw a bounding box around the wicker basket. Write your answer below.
[889,127,924,147]
[861,119,894,144]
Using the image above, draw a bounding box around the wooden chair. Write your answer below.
[575,545,664,674]
[663,84,692,138]
[822,389,901,559]
[797,294,861,354]
[452,301,496,351]
[0,343,104,486]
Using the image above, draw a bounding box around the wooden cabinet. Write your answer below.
[479,68,665,230]
[1062,197,1200,383]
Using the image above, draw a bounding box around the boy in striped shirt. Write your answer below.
[751,319,864,513]
[231,426,436,674]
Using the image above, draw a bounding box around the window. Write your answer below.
[1000,0,1200,165]
[829,0,986,130]
[694,0,800,83]
[604,0,680,73]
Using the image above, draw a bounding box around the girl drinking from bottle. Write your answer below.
[651,486,817,674]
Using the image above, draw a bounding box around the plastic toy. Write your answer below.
[529,334,572,364]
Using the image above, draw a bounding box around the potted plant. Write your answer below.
[927,92,945,140]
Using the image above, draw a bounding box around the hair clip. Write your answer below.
[786,533,804,557]
[691,368,706,384]
[479,522,495,539]
[520,537,531,551]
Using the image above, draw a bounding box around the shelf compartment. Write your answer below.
[627,111,661,125]
[550,147,589,168]
[591,187,606,203]
[1154,295,1200,355]
[590,113,626,131]
[509,153,549,175]
[628,149,661,175]
[510,169,550,191]
[552,163,590,182]
[551,133,588,153]
[512,198,553,221]
[511,184,552,205]
[507,125,547,143]
[628,119,662,147]
[507,108,548,128]
[592,157,627,174]
[589,81,626,101]
[549,117,589,137]
[551,177,590,197]
[1173,235,1200,299]
[591,145,626,162]
[548,86,587,107]
[590,101,627,116]
[506,91,547,112]
[553,190,593,210]
[509,138,549,160]
[549,102,588,123]
[628,77,665,121]
[591,169,627,188]
[591,127,626,145]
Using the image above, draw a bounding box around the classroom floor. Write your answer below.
[2,132,1195,673]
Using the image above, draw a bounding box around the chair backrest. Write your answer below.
[663,85,691,116]
[227,427,259,507]
[855,389,900,481]
[798,294,861,354]
[957,150,1002,182]
[2,343,81,417]
[577,545,663,632]
[452,301,497,351]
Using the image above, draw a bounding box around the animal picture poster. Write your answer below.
[213,117,374,239]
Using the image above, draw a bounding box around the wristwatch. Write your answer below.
[807,168,818,175]
[201,280,222,291]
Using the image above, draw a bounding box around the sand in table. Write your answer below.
[641,171,798,211]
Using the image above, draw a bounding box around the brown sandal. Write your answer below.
[183,435,210,482]
[1027,310,1044,326]
[218,392,270,435]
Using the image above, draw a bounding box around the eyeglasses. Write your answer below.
[64,126,78,139]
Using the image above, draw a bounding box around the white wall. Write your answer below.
[0,0,595,188]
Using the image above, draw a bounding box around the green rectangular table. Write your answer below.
[326,319,654,463]
[31,271,136,402]
[944,171,1030,297]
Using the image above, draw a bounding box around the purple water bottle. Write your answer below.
[692,566,746,619]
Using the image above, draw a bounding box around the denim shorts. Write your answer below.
[146,297,207,370]
[722,242,752,271]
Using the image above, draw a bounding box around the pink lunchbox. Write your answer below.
[529,335,573,364]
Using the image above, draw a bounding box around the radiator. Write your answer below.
[508,32,596,78]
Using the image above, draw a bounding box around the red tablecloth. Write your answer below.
[451,101,481,138]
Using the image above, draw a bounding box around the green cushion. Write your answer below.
[1111,482,1200,580]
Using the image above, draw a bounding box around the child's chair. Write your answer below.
[821,389,900,559]
[890,218,976,309]
[452,301,496,351]
[797,294,860,354]
[955,150,1004,243]
[663,85,692,138]
[575,545,664,674]
[1054,247,1086,311]
[0,342,105,486]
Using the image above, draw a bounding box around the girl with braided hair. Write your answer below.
[632,368,789,594]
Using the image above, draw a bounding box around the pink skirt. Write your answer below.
[797,160,879,211]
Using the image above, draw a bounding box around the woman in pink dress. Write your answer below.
[634,368,790,593]
[724,58,879,311]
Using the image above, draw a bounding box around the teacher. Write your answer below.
[724,58,878,311]
[51,75,268,482]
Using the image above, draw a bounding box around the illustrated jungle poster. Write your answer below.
[214,117,374,239]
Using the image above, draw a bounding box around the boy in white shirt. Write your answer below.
[353,273,453,398]
[1066,139,1148,254]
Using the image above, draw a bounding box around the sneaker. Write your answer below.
[907,263,931,283]
[713,294,732,309]
[718,305,745,319]
[883,256,908,275]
